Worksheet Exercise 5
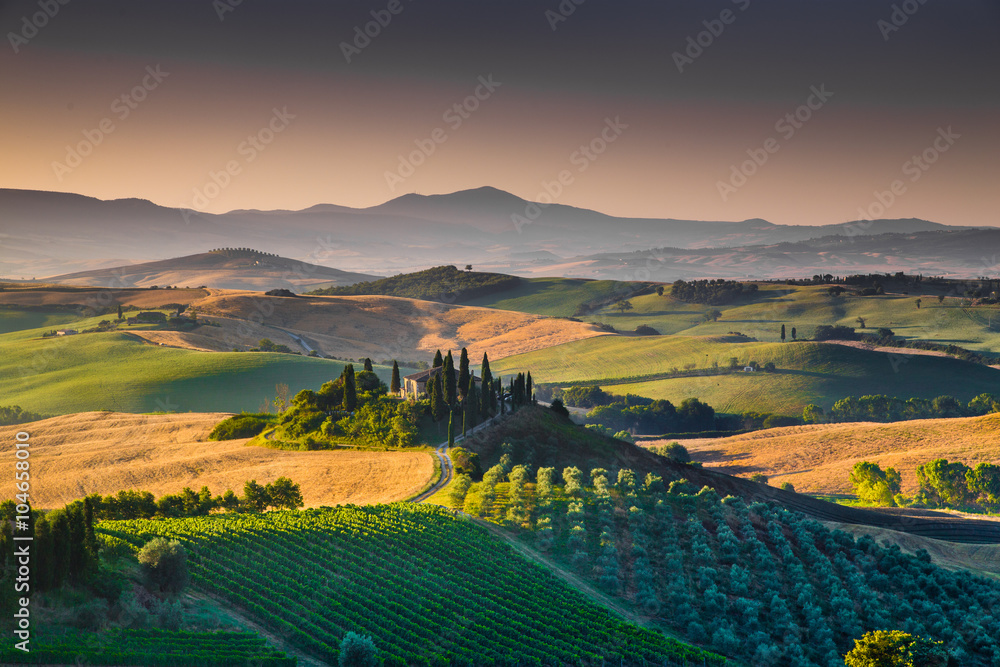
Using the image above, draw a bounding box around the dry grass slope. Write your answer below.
[2,412,433,508]
[187,291,609,360]
[657,412,1000,495]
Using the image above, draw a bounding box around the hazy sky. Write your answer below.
[1,0,998,225]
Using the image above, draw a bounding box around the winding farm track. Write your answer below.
[410,419,495,502]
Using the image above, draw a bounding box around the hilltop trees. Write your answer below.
[670,279,758,305]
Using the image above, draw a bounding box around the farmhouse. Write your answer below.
[55,329,78,336]
[401,367,481,399]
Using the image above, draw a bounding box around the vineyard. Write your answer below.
[0,628,293,665]
[452,468,1000,666]
[98,504,723,666]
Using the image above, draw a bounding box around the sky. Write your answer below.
[1,0,998,226]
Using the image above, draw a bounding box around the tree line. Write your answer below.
[850,459,1000,511]
[804,392,1000,424]
[667,279,759,305]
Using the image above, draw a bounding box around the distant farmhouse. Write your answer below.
[55,329,77,336]
[401,366,481,399]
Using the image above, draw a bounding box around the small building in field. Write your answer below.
[401,367,481,399]
[55,329,78,336]
[743,366,756,372]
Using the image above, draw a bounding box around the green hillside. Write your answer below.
[0,316,404,415]
[491,335,1000,415]
[0,308,83,334]
[460,277,646,318]
[468,279,1000,352]
[100,504,722,666]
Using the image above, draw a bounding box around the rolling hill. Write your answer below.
[665,412,1000,496]
[0,412,433,509]
[491,335,1000,416]
[45,249,378,291]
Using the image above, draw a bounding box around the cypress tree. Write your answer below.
[465,381,478,433]
[67,503,88,584]
[432,350,443,368]
[430,372,446,422]
[363,357,374,372]
[781,324,786,342]
[390,361,401,395]
[343,364,357,412]
[117,304,123,320]
[498,378,505,415]
[447,407,455,446]
[458,347,470,396]
[526,371,533,403]
[34,515,53,591]
[791,327,797,341]
[50,510,71,589]
[443,352,457,408]
[480,353,493,416]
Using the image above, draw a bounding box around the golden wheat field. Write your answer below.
[2,412,433,508]
[648,412,1000,495]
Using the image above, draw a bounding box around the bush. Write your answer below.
[548,398,570,418]
[339,631,379,667]
[651,442,691,463]
[138,538,189,596]
[634,324,660,335]
[208,414,272,440]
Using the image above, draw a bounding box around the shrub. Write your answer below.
[138,538,189,596]
[208,414,272,440]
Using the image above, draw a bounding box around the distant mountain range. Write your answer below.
[0,186,993,282]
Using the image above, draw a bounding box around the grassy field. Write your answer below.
[492,335,1000,415]
[659,412,1000,496]
[468,280,1000,352]
[459,277,643,318]
[0,313,401,415]
[0,412,433,508]
[0,308,83,334]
